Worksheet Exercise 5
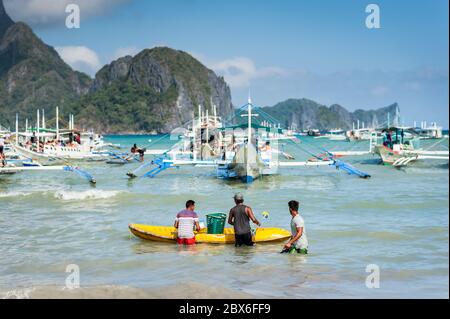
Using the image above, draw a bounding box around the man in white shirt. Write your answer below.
[282,200,308,254]
[174,200,201,245]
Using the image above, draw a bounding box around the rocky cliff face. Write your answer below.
[0,0,233,133]
[81,47,233,133]
[0,0,13,39]
[262,98,400,130]
[0,0,92,127]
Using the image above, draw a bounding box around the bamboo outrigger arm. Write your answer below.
[0,165,96,184]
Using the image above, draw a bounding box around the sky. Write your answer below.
[4,0,449,127]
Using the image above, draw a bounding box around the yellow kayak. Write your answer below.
[129,224,291,244]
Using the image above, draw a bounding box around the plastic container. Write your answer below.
[206,213,227,234]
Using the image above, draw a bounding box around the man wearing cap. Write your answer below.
[228,193,261,247]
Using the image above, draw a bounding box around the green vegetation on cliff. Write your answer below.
[83,47,232,133]
[74,80,179,133]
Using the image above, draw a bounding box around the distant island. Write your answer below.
[262,99,399,131]
[0,0,397,134]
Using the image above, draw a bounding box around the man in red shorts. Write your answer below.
[174,200,201,245]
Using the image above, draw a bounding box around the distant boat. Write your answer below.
[346,128,377,142]
[315,129,346,141]
[306,129,321,137]
[414,122,443,139]
[12,108,111,166]
[371,126,449,167]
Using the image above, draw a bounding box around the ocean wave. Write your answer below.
[54,190,122,201]
[1,288,35,299]
[1,283,253,299]
[0,191,33,199]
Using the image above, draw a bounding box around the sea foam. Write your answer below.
[0,191,33,199]
[54,190,121,201]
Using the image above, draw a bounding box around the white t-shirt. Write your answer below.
[175,209,199,239]
[0,138,5,146]
[291,214,308,249]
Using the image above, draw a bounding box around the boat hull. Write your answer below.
[13,144,107,165]
[374,145,417,166]
[129,224,291,244]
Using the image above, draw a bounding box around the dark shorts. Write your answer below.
[235,232,254,247]
[0,145,3,153]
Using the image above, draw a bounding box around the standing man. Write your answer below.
[0,136,5,167]
[0,136,5,168]
[174,200,201,246]
[131,144,145,162]
[283,200,308,254]
[228,193,261,247]
[387,131,393,149]
[0,135,5,154]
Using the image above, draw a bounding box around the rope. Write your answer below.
[425,138,449,151]
[223,103,253,126]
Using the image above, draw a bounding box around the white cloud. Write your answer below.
[208,57,288,89]
[4,0,130,26]
[55,46,101,76]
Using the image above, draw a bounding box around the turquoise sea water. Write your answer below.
[0,135,448,298]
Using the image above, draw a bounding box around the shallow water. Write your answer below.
[1,136,448,298]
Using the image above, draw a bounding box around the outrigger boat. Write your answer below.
[1,139,96,184]
[0,164,96,184]
[11,108,113,166]
[1,109,102,183]
[371,126,449,167]
[315,129,347,141]
[346,128,377,142]
[413,122,444,139]
[127,97,371,183]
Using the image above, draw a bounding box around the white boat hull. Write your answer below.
[12,144,108,166]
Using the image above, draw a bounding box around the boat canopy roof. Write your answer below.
[381,126,418,134]
[352,128,372,132]
[26,128,79,135]
[18,132,56,138]
[219,123,283,133]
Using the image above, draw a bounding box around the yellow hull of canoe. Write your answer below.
[129,224,291,244]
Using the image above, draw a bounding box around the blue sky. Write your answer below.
[5,0,449,127]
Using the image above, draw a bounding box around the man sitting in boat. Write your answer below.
[282,200,309,254]
[259,141,272,152]
[259,141,272,163]
[174,200,201,246]
[228,193,261,247]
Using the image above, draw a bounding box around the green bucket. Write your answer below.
[206,213,227,234]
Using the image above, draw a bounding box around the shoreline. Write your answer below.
[1,283,255,299]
